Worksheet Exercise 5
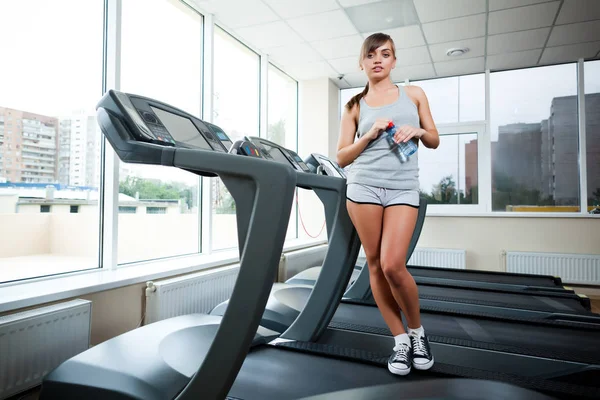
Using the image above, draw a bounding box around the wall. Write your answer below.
[0,214,50,257]
[418,216,600,272]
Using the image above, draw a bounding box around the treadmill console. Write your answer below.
[243,136,307,172]
[304,153,346,179]
[108,90,229,152]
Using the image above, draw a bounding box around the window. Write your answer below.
[0,0,103,283]
[267,64,299,241]
[70,205,79,214]
[490,64,579,212]
[211,26,259,250]
[584,61,600,214]
[119,0,202,264]
[147,206,167,214]
[419,131,480,206]
[411,75,485,124]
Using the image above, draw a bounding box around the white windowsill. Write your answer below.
[426,211,600,218]
[0,238,327,314]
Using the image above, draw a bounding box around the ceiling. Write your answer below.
[189,0,600,88]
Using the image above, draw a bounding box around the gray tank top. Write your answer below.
[346,85,420,190]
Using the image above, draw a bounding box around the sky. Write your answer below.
[1,0,599,196]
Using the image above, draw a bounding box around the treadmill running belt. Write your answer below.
[227,345,599,400]
[417,285,588,313]
[408,266,560,287]
[332,303,600,365]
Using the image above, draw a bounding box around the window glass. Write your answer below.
[490,64,579,212]
[119,0,202,264]
[0,0,103,283]
[419,133,479,205]
[211,26,260,250]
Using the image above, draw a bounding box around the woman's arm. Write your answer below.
[336,105,379,168]
[397,85,440,149]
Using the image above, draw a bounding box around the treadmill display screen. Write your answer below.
[267,146,292,166]
[319,158,343,178]
[151,106,211,150]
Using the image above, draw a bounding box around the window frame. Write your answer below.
[424,122,488,215]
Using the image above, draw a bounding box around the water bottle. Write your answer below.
[385,122,417,163]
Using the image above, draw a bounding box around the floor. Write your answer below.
[8,298,600,400]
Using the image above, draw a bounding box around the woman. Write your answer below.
[336,32,439,376]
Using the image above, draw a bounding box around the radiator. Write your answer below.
[407,248,466,269]
[357,247,466,269]
[0,299,91,400]
[145,265,240,324]
[278,244,328,282]
[506,251,600,285]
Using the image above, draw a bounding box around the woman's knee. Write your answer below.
[380,256,409,285]
[366,256,382,274]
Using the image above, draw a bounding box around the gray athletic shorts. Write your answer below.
[346,183,420,208]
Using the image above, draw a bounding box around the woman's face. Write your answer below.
[361,41,396,80]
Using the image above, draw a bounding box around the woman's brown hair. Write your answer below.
[344,33,397,112]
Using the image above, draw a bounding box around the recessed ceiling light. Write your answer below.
[385,17,394,23]
[446,47,469,57]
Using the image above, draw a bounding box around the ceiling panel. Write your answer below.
[235,21,304,49]
[395,46,432,66]
[286,10,358,42]
[556,0,600,25]
[328,56,361,74]
[435,57,485,77]
[188,0,600,82]
[343,72,369,87]
[489,0,553,12]
[344,0,419,33]
[362,25,426,49]
[428,37,485,62]
[265,43,323,67]
[261,0,340,19]
[422,14,486,44]
[414,0,486,23]
[540,41,600,64]
[311,35,364,60]
[488,1,560,35]
[487,49,543,70]
[195,0,279,29]
[391,63,436,81]
[285,61,338,80]
[487,28,550,54]
[547,20,600,47]
[338,0,384,7]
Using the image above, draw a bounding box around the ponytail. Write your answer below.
[345,82,369,112]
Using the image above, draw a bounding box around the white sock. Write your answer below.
[408,325,425,337]
[394,333,411,349]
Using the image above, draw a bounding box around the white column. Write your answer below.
[200,13,215,254]
[577,58,588,214]
[260,54,269,138]
[101,0,122,270]
[481,69,493,213]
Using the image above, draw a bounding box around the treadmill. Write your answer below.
[39,90,559,400]
[214,151,600,399]
[280,159,592,316]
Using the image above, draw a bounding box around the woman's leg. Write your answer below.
[380,204,433,370]
[346,201,405,336]
[380,205,420,329]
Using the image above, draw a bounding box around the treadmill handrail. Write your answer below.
[96,90,298,400]
[280,174,362,342]
[344,197,428,300]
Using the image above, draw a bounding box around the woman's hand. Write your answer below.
[394,125,425,143]
[363,118,391,141]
